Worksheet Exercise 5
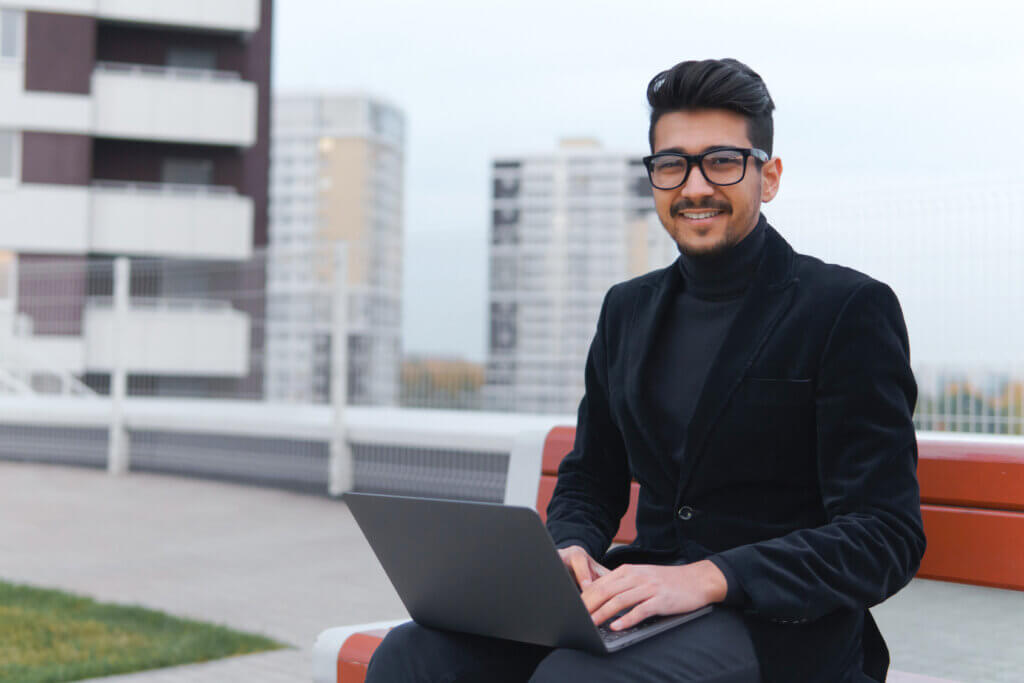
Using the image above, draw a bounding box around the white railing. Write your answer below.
[85,297,234,313]
[95,0,261,33]
[91,59,258,146]
[95,61,242,82]
[0,397,571,499]
[91,179,238,197]
[0,340,96,398]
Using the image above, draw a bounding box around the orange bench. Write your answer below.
[320,429,1024,683]
[914,434,1024,591]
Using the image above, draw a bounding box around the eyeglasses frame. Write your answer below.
[641,147,770,190]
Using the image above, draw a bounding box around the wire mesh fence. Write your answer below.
[4,233,1024,431]
[3,174,1024,498]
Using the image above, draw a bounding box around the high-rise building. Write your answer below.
[266,94,404,405]
[0,2,272,397]
[485,139,676,414]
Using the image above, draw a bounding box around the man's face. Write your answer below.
[650,109,782,257]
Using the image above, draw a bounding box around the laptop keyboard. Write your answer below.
[597,612,660,643]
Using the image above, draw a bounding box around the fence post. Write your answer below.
[328,242,352,496]
[107,257,130,474]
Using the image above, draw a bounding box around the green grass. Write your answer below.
[0,580,286,682]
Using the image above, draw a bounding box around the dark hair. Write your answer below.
[647,58,775,156]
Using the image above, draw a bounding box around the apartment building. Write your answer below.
[484,139,677,414]
[0,1,271,396]
[266,94,403,405]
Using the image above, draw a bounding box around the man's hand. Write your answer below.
[581,559,728,630]
[557,545,610,588]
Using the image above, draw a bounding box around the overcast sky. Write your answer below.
[272,0,1024,362]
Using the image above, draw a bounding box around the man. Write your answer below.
[368,58,925,682]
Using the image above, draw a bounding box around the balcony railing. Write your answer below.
[95,0,261,33]
[91,179,239,198]
[94,61,242,83]
[92,61,258,146]
[85,297,235,313]
[89,181,254,259]
[82,297,251,377]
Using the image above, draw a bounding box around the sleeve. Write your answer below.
[707,556,749,606]
[709,280,927,622]
[545,288,633,561]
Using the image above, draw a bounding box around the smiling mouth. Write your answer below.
[679,210,725,220]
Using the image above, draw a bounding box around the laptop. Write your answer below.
[344,492,712,654]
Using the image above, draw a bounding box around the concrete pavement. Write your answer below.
[1,461,1021,682]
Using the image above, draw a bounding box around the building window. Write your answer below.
[161,158,214,186]
[0,130,17,182]
[166,46,218,71]
[0,10,21,61]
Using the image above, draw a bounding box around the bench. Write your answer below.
[314,428,1024,683]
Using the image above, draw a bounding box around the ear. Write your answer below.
[760,157,782,203]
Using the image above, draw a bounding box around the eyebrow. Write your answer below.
[654,144,741,155]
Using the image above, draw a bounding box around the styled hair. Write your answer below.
[647,58,775,156]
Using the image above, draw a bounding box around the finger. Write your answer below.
[591,559,610,577]
[583,571,645,615]
[609,597,659,631]
[570,554,594,587]
[580,568,633,612]
[590,587,653,628]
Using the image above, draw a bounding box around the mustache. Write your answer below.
[670,199,731,218]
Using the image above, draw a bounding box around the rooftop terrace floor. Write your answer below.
[0,461,1020,682]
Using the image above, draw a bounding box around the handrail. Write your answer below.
[94,60,242,82]
[91,180,238,197]
[85,297,235,313]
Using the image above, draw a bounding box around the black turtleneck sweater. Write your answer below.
[649,215,767,473]
[649,215,767,605]
[562,218,768,601]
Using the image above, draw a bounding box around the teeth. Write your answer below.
[682,211,721,219]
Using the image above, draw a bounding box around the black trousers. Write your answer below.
[365,607,761,682]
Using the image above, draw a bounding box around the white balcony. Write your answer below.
[97,0,260,32]
[0,183,252,259]
[0,307,89,393]
[16,1,260,33]
[92,62,257,147]
[0,63,91,134]
[84,298,251,377]
[90,181,253,260]
[0,184,90,253]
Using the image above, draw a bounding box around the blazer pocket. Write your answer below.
[742,377,814,406]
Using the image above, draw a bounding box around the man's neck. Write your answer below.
[677,215,767,301]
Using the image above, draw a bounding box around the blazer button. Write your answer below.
[677,506,694,521]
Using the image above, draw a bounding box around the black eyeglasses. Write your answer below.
[641,147,769,190]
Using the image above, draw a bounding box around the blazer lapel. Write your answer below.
[675,222,798,499]
[625,263,684,482]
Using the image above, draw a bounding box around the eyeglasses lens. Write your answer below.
[701,150,746,185]
[649,150,747,189]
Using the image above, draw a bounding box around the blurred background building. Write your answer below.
[266,94,404,405]
[0,0,272,398]
[484,138,678,414]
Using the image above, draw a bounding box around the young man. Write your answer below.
[368,58,925,683]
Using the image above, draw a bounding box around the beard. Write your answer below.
[668,198,737,258]
[676,234,734,258]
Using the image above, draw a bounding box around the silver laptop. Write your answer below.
[344,492,712,653]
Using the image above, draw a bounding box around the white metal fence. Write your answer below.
[2,230,1023,494]
[0,395,569,501]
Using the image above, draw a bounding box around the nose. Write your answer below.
[678,164,716,198]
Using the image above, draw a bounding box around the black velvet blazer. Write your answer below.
[546,221,926,683]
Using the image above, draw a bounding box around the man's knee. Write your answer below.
[366,621,550,683]
[365,622,442,682]
[528,648,599,682]
[530,648,759,683]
